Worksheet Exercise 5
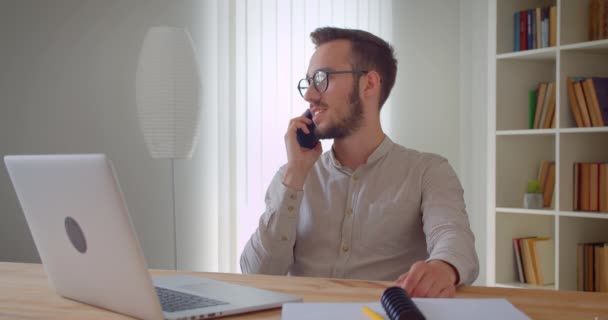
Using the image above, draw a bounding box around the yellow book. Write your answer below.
[582,78,605,127]
[550,6,557,46]
[534,83,548,129]
[541,84,556,129]
[573,81,592,127]
[533,238,555,285]
[567,77,584,127]
[520,238,538,285]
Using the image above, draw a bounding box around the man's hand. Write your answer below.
[282,112,322,190]
[394,260,458,298]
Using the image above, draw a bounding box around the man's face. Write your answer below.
[303,40,364,140]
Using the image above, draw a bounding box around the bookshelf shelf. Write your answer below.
[559,127,608,134]
[496,208,557,216]
[496,129,556,136]
[495,282,556,290]
[559,211,608,219]
[489,0,608,292]
[560,38,608,52]
[496,47,557,61]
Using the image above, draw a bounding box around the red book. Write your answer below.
[521,10,528,51]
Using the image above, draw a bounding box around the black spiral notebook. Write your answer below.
[281,286,530,320]
[380,287,426,320]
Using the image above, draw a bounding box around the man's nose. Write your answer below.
[303,84,321,103]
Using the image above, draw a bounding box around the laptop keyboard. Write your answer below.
[155,286,229,313]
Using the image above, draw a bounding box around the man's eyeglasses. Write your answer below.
[297,70,368,98]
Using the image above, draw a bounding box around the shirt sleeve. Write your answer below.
[420,157,480,285]
[240,167,303,275]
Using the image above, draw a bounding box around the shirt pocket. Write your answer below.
[358,200,423,255]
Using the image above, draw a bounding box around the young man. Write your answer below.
[240,27,479,298]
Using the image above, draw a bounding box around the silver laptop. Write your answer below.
[4,154,301,320]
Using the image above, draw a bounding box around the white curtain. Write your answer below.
[233,0,394,272]
[190,0,393,273]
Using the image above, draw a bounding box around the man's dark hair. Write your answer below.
[310,27,397,110]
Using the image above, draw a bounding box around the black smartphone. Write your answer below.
[296,109,319,149]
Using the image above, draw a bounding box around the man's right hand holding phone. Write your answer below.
[283,110,322,190]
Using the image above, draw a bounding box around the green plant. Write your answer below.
[526,179,541,193]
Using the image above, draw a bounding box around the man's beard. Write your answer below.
[315,82,364,140]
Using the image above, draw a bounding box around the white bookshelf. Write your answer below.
[488,0,608,291]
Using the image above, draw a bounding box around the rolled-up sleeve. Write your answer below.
[240,167,304,275]
[421,158,479,285]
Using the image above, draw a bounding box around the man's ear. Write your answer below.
[361,70,381,100]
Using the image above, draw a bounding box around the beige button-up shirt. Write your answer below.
[240,136,479,285]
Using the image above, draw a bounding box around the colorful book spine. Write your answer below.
[514,11,520,52]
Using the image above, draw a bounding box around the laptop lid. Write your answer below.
[5,154,164,319]
[4,154,301,320]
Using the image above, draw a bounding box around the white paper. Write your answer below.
[281,298,531,320]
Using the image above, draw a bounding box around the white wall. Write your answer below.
[389,0,488,285]
[390,0,461,170]
[459,0,489,286]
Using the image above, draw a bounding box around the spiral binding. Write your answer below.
[380,287,426,320]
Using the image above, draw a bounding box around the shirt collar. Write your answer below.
[329,135,394,169]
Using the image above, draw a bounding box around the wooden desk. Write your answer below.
[1,262,607,320]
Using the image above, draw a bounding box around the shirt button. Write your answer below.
[281,235,288,241]
[346,208,353,216]
[342,244,349,252]
[353,175,359,181]
[289,194,296,200]
[287,205,294,212]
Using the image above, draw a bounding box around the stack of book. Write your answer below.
[567,77,608,127]
[513,5,556,52]
[577,241,608,292]
[513,237,554,285]
[573,162,608,212]
[529,82,556,129]
[589,0,608,41]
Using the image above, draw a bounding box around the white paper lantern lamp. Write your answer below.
[136,26,201,159]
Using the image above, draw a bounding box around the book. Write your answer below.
[574,81,593,127]
[590,163,600,211]
[601,163,608,212]
[596,245,604,292]
[529,238,543,284]
[541,83,556,129]
[582,78,605,127]
[549,6,557,47]
[536,8,542,49]
[542,162,556,207]
[586,244,594,291]
[591,0,600,40]
[533,83,548,128]
[578,244,584,291]
[528,9,533,50]
[521,10,527,51]
[603,243,608,292]
[520,237,538,284]
[514,11,520,51]
[581,163,592,211]
[533,238,555,285]
[528,90,537,129]
[538,82,553,128]
[513,238,526,283]
[567,77,585,127]
[603,0,608,40]
[591,77,608,125]
[574,163,580,211]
